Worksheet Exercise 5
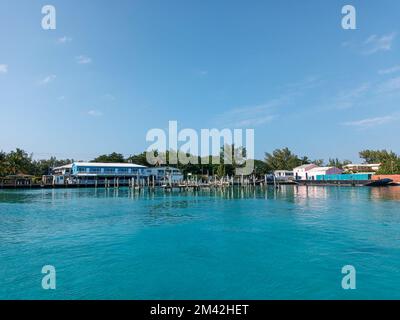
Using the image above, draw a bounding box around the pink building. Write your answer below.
[293,165,343,180]
[307,167,344,180]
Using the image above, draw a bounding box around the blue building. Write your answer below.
[51,162,184,186]
[70,162,147,177]
[52,162,147,185]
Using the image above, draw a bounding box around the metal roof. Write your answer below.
[308,166,339,172]
[293,164,318,170]
[73,162,147,168]
[52,164,73,170]
[343,163,381,167]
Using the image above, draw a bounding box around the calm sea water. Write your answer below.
[1,186,400,300]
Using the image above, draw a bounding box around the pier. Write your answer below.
[0,174,296,190]
[2,177,395,190]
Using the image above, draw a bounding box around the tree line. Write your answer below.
[0,149,73,177]
[1,147,400,178]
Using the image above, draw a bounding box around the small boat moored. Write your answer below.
[365,178,393,187]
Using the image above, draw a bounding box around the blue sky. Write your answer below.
[0,0,399,162]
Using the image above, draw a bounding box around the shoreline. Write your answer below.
[1,182,399,190]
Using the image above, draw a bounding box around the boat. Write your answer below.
[364,178,393,187]
[295,178,393,187]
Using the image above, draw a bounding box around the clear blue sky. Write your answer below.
[1,0,399,162]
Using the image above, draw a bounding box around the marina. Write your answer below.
[1,160,398,190]
[1,176,396,189]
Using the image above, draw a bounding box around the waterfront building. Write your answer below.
[51,162,147,185]
[306,166,343,180]
[50,162,184,186]
[0,174,34,187]
[52,164,72,175]
[145,166,184,184]
[50,164,73,185]
[70,162,147,177]
[273,170,294,181]
[293,164,319,180]
[343,163,381,173]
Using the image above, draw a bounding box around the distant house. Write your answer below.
[293,164,319,180]
[273,170,294,181]
[50,163,73,184]
[52,163,73,175]
[0,173,35,188]
[0,174,34,187]
[145,167,183,183]
[307,166,343,180]
[343,163,381,173]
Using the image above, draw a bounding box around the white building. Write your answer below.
[293,164,319,180]
[343,163,381,173]
[145,167,183,183]
[306,166,343,180]
[273,170,294,181]
[52,163,73,175]
[50,164,73,185]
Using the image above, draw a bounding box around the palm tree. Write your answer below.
[265,147,302,170]
[0,151,8,176]
[6,148,32,175]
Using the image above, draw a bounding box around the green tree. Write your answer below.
[216,164,225,178]
[327,158,352,169]
[377,158,400,174]
[6,148,32,175]
[253,159,271,176]
[312,159,324,166]
[127,152,152,166]
[359,149,397,164]
[30,157,73,176]
[0,151,8,176]
[299,156,311,165]
[92,152,125,163]
[265,148,302,170]
[359,149,400,174]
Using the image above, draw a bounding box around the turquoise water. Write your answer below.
[1,186,400,300]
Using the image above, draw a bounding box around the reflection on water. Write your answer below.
[293,185,400,202]
[1,186,399,239]
[293,186,328,203]
[1,185,400,203]
[370,186,400,201]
